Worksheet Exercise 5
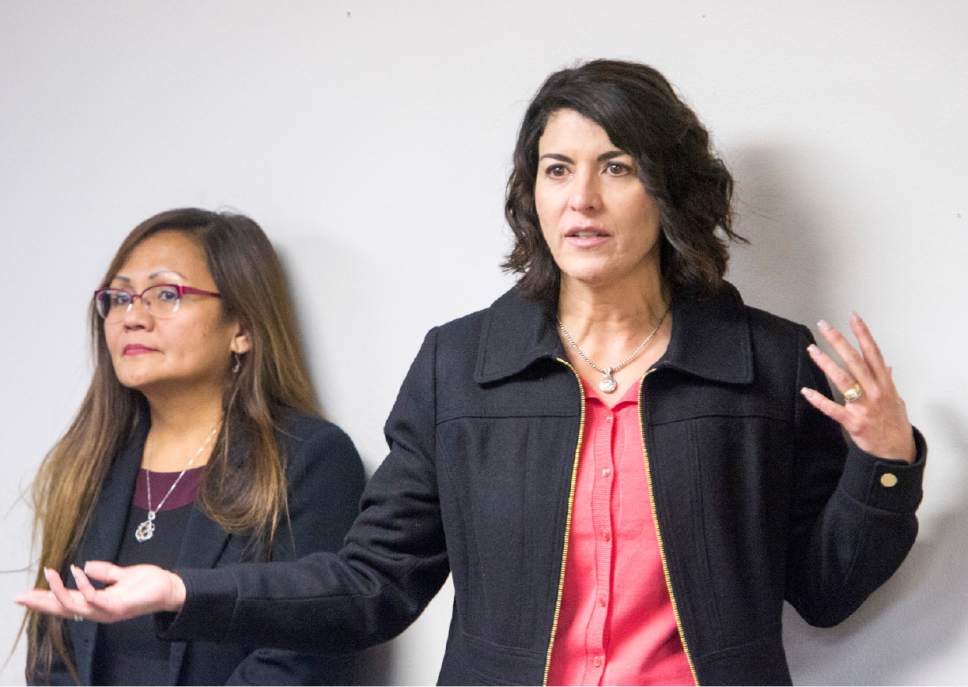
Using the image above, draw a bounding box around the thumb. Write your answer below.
[83,560,124,585]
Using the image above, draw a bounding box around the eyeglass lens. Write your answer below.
[96,285,181,321]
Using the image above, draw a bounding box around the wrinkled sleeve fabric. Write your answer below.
[158,329,451,654]
[785,324,926,627]
[223,421,365,684]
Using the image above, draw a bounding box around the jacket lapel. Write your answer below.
[474,287,565,384]
[71,420,148,685]
[166,462,234,681]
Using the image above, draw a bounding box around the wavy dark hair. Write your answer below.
[504,59,744,302]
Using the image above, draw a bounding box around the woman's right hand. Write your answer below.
[15,560,186,623]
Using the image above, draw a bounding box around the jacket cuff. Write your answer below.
[154,568,239,642]
[837,426,927,513]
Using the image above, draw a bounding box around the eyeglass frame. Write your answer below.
[93,283,222,320]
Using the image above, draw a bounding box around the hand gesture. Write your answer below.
[16,560,185,623]
[800,313,916,463]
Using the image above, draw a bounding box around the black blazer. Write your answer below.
[38,412,365,685]
[159,285,925,685]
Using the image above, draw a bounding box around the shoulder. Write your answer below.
[273,410,365,487]
[425,304,490,355]
[739,302,814,388]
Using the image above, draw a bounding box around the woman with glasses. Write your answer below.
[20,63,925,685]
[22,208,365,685]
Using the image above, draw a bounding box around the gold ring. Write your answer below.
[843,383,863,403]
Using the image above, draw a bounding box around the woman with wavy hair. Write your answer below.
[23,209,364,685]
[21,63,925,685]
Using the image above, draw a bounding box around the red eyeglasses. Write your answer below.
[93,284,221,322]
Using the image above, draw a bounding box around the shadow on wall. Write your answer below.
[783,404,968,685]
[274,234,399,684]
[725,145,967,683]
[724,144,839,326]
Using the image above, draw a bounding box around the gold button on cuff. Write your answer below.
[880,473,899,488]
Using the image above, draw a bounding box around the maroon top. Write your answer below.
[132,465,205,511]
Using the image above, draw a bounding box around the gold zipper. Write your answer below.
[638,370,700,684]
[542,358,586,686]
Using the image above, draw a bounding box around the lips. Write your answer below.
[565,225,610,238]
[564,225,611,248]
[123,344,158,356]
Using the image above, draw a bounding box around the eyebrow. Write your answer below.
[538,150,629,163]
[111,270,187,283]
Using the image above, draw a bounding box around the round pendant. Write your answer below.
[599,371,618,393]
[135,518,155,543]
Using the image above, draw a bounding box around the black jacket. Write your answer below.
[36,412,365,685]
[159,286,925,685]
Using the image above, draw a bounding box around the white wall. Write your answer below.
[2,1,965,683]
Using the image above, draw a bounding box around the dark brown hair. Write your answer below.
[504,59,744,302]
[26,208,319,682]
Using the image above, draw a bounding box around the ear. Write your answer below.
[229,322,252,355]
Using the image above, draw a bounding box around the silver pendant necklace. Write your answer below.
[135,424,219,543]
[558,306,670,393]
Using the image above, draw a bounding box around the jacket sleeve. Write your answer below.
[222,420,366,684]
[785,325,926,627]
[158,329,451,654]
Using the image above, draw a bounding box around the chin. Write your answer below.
[558,260,617,287]
[113,362,160,391]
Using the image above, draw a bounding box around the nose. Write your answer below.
[568,168,602,213]
[120,296,154,331]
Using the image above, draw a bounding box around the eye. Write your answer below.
[544,163,569,178]
[605,161,632,176]
[111,291,132,306]
[155,286,180,302]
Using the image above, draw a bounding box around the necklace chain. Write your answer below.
[558,306,670,393]
[134,423,219,543]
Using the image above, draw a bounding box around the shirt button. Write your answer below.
[602,530,611,542]
[602,467,612,478]
[599,595,608,607]
[605,415,613,423]
[880,472,899,488]
[592,656,603,668]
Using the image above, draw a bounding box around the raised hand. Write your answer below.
[800,313,916,463]
[15,560,185,623]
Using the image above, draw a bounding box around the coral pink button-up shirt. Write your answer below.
[547,378,694,686]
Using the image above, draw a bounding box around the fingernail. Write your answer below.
[817,320,831,331]
[43,567,52,580]
[850,311,860,323]
[807,344,819,355]
[800,387,813,396]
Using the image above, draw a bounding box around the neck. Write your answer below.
[556,267,672,397]
[140,382,224,470]
[145,386,223,436]
[558,268,668,336]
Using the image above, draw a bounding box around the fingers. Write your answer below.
[43,568,89,617]
[806,344,856,397]
[801,386,850,426]
[15,589,72,618]
[817,319,877,393]
[72,565,100,602]
[84,560,123,585]
[848,313,893,390]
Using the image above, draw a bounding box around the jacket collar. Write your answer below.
[474,283,753,385]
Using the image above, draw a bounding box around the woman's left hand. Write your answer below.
[800,313,916,463]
